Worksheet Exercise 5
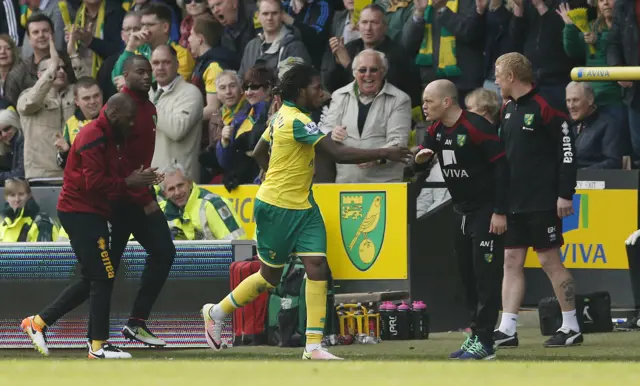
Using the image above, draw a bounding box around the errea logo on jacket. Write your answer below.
[561,121,573,163]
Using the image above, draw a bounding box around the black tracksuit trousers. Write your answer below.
[39,202,176,337]
[39,211,117,340]
[454,205,504,346]
[109,201,176,323]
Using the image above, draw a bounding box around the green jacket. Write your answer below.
[373,0,414,42]
[562,23,622,106]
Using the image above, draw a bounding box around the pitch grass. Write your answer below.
[2,325,640,385]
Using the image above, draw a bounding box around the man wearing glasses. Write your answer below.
[111,2,194,84]
[97,11,140,99]
[320,49,411,183]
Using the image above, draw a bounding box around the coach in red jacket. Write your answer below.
[21,93,159,359]
[110,55,177,347]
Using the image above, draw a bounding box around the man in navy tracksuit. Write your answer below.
[414,79,508,360]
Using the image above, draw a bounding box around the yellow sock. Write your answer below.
[305,279,327,348]
[219,271,274,315]
[33,315,46,329]
[91,340,106,352]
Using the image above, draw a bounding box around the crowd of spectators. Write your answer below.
[0,0,638,240]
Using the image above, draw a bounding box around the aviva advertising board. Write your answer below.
[524,189,637,270]
[203,184,408,280]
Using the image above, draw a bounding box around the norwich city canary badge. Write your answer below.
[340,192,386,271]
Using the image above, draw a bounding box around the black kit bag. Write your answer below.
[538,292,613,336]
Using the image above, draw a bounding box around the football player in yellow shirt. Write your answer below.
[201,63,412,360]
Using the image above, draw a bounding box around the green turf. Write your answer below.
[3,317,640,385]
[3,324,640,361]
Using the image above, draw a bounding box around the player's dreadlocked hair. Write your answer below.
[272,63,319,102]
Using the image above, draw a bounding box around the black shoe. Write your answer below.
[616,316,640,331]
[493,330,519,349]
[543,327,583,347]
[122,323,166,347]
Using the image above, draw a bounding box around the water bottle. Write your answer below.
[411,301,430,339]
[383,302,400,340]
[366,302,380,340]
[353,303,365,336]
[396,301,411,340]
[337,303,348,336]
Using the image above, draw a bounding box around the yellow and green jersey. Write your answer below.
[63,111,93,145]
[203,62,224,94]
[256,101,325,210]
[160,183,246,241]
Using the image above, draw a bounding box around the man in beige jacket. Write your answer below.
[320,49,411,183]
[17,39,86,185]
[149,45,203,181]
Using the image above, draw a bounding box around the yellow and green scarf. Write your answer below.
[20,1,72,27]
[74,0,106,78]
[415,0,461,78]
[222,96,248,126]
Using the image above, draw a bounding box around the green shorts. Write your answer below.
[254,197,327,268]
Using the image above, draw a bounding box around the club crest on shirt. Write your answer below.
[457,134,466,147]
[524,114,535,126]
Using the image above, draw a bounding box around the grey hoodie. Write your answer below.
[238,25,312,78]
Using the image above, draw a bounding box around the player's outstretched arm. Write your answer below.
[252,138,270,173]
[315,136,413,165]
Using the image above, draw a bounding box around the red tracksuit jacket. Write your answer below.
[120,86,157,206]
[57,111,130,218]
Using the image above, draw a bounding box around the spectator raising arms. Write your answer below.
[0,178,58,242]
[402,0,486,106]
[558,1,625,127]
[4,13,76,106]
[281,0,333,68]
[17,37,86,185]
[19,1,66,58]
[325,4,421,106]
[97,11,141,99]
[70,0,126,78]
[320,0,360,88]
[509,0,577,111]
[112,3,195,83]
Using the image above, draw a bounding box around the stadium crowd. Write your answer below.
[0,0,636,241]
